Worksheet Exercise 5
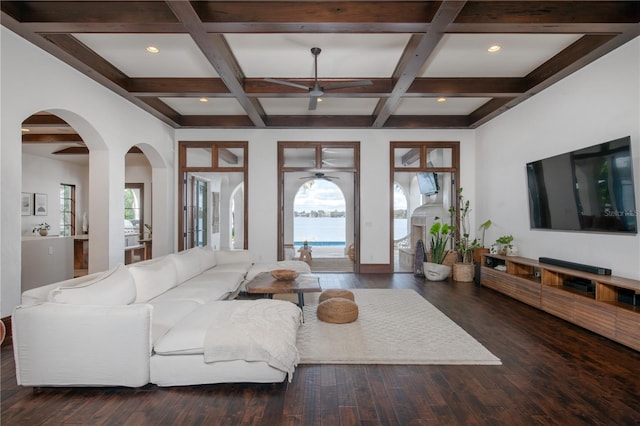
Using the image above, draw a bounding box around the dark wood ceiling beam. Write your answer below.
[128,77,525,98]
[180,115,256,128]
[52,146,143,155]
[266,116,375,128]
[22,134,83,143]
[447,23,639,34]
[407,78,525,97]
[137,97,183,125]
[41,34,129,88]
[455,1,640,25]
[467,97,517,128]
[166,0,266,127]
[193,2,440,24]
[22,115,70,127]
[525,34,617,88]
[129,78,231,96]
[384,115,470,129]
[247,78,392,96]
[372,1,467,128]
[1,1,178,23]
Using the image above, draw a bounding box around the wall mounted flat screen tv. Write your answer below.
[417,171,439,196]
[526,136,637,234]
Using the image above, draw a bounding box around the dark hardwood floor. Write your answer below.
[2,274,640,425]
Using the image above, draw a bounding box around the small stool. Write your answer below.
[298,248,312,263]
[319,289,355,303]
[317,297,359,324]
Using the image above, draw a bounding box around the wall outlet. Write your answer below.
[48,246,53,255]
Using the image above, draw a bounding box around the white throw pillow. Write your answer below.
[170,249,203,283]
[215,249,252,265]
[196,246,217,270]
[128,257,179,303]
[49,264,136,305]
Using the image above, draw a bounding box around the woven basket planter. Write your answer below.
[453,263,475,282]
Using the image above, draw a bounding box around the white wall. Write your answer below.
[476,37,640,279]
[1,28,176,316]
[175,129,476,265]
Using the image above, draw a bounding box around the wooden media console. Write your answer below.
[481,254,640,352]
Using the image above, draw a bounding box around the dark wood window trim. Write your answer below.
[389,141,460,271]
[177,141,248,252]
[277,141,360,271]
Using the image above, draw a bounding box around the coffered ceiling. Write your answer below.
[4,0,640,136]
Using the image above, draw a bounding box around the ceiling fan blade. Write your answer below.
[264,78,310,91]
[323,80,373,91]
[308,96,318,111]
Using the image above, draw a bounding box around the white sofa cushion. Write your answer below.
[49,264,136,305]
[148,300,200,345]
[149,273,242,304]
[128,257,179,303]
[170,249,203,283]
[215,249,252,265]
[196,246,217,270]
[154,301,239,355]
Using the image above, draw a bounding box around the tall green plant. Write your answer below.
[449,188,479,263]
[429,217,454,264]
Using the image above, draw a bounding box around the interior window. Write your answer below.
[59,183,75,236]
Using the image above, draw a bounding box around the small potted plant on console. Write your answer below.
[33,222,51,237]
[494,234,514,255]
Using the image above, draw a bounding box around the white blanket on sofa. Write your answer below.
[203,299,302,381]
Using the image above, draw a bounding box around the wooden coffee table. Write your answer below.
[246,272,322,312]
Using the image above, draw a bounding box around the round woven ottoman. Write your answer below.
[317,297,359,324]
[318,289,355,303]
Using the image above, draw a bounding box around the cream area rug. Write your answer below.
[287,289,501,365]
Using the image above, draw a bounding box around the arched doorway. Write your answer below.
[293,178,348,269]
[393,182,410,271]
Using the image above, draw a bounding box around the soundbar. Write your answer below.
[539,257,611,275]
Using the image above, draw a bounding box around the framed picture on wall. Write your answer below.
[34,193,48,216]
[21,192,32,216]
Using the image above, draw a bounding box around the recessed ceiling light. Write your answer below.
[437,97,446,103]
[488,45,501,53]
[21,128,30,132]
[199,97,209,103]
[146,46,159,54]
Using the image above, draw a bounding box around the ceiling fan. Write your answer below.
[265,47,373,111]
[300,172,340,181]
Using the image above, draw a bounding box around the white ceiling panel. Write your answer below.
[160,97,246,115]
[72,34,219,78]
[225,33,411,78]
[260,98,378,115]
[420,34,583,78]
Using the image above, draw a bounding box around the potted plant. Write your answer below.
[495,235,514,255]
[423,217,454,281]
[33,222,51,236]
[473,219,492,263]
[449,188,477,282]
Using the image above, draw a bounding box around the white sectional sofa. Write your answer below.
[12,247,311,388]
